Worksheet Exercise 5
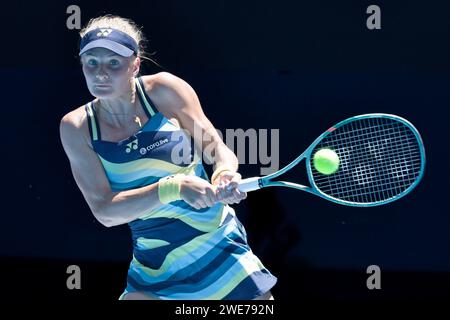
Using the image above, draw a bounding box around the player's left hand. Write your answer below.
[213,171,247,205]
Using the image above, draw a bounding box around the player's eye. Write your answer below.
[87,59,98,66]
[110,59,120,66]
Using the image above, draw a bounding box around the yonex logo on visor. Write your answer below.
[79,27,139,57]
[97,28,113,37]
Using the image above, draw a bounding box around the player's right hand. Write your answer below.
[180,175,220,210]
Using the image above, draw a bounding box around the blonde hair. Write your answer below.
[79,14,162,68]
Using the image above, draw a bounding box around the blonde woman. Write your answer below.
[60,15,277,300]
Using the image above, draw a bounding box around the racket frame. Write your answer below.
[237,113,426,207]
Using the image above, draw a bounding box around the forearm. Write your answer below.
[98,182,162,227]
[212,141,238,172]
[207,141,240,187]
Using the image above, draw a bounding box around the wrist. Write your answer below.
[158,174,186,204]
[211,165,235,185]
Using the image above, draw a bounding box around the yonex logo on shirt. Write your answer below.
[125,139,139,153]
[96,28,113,37]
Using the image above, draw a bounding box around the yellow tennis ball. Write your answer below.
[313,148,340,175]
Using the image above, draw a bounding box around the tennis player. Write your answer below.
[59,15,277,300]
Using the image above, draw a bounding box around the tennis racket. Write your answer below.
[236,113,426,207]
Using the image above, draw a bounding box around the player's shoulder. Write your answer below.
[141,71,182,86]
[59,104,92,147]
[140,72,196,112]
[141,72,192,96]
[60,105,89,131]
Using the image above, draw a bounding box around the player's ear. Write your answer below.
[132,56,140,77]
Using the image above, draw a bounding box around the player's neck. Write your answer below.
[94,95,142,128]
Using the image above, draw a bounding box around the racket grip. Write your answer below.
[237,177,261,192]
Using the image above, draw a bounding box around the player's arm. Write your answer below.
[59,112,165,227]
[148,72,246,203]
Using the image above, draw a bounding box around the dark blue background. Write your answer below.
[1,0,449,300]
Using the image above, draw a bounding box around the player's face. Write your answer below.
[81,47,138,99]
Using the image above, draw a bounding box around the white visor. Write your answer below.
[79,39,134,57]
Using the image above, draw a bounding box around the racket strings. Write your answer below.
[333,119,419,203]
[310,117,423,204]
[335,119,419,202]
[312,137,421,167]
[313,136,421,181]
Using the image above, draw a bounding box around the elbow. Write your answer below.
[102,218,126,228]
[94,207,128,228]
[90,194,127,228]
[94,212,115,228]
[92,205,116,228]
[99,217,115,228]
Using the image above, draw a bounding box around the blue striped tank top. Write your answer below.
[84,76,277,299]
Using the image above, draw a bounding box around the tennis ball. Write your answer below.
[313,148,340,175]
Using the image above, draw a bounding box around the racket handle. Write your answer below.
[236,177,262,192]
